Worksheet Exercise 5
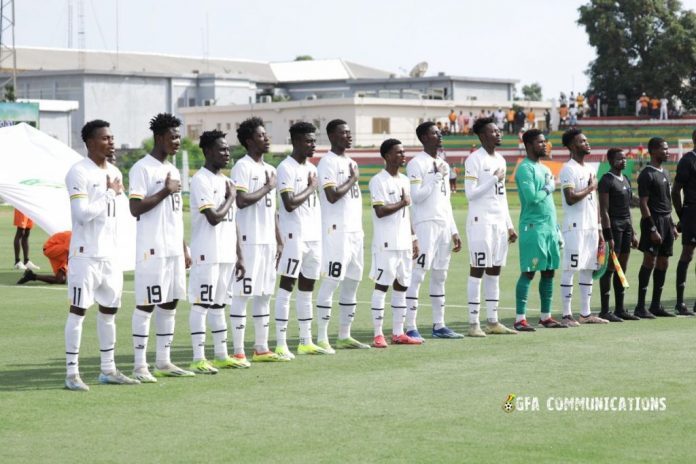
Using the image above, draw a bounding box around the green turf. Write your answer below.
[1,197,696,463]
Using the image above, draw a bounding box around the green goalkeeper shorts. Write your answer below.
[519,223,561,273]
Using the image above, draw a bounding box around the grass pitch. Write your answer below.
[1,195,695,463]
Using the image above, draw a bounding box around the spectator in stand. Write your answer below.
[17,231,71,285]
[560,92,568,106]
[568,104,578,127]
[544,109,551,133]
[559,104,569,129]
[449,162,458,193]
[527,108,536,129]
[660,97,669,120]
[494,108,505,130]
[635,97,642,117]
[478,109,487,120]
[514,108,526,134]
[457,111,466,134]
[650,97,660,119]
[639,92,649,116]
[506,108,515,134]
[577,93,585,110]
[467,112,475,134]
[443,123,451,136]
[448,109,457,133]
[436,121,443,132]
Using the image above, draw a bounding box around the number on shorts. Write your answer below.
[416,253,426,268]
[570,254,579,268]
[200,284,213,303]
[350,183,360,198]
[286,258,300,275]
[440,181,447,195]
[474,252,486,267]
[329,261,342,278]
[376,268,384,280]
[147,285,162,304]
[242,278,252,295]
[495,182,504,195]
[224,207,234,222]
[171,193,181,212]
[106,199,116,217]
[71,287,82,307]
[265,194,272,207]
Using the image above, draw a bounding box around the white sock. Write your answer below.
[65,312,84,376]
[316,278,340,343]
[405,267,426,331]
[579,270,594,317]
[297,290,313,345]
[132,308,152,370]
[338,278,359,339]
[515,313,526,322]
[275,288,291,349]
[189,304,207,361]
[230,296,248,356]
[392,290,406,336]
[252,295,271,353]
[155,306,176,366]
[96,312,116,373]
[371,289,386,336]
[561,270,575,317]
[483,274,500,323]
[430,269,447,329]
[467,276,482,325]
[207,306,228,360]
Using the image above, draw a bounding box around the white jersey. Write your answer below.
[230,154,276,245]
[277,155,321,242]
[65,157,122,259]
[559,158,599,231]
[406,151,458,235]
[369,170,412,251]
[317,151,363,235]
[189,167,237,265]
[464,147,513,228]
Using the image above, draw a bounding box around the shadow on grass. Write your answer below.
[0,270,29,286]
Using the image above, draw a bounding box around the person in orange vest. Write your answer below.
[17,231,71,285]
[506,108,515,134]
[448,109,457,133]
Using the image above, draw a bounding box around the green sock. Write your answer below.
[516,274,532,317]
[539,276,554,315]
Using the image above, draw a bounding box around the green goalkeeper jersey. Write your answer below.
[515,157,558,229]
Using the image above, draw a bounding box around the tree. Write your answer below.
[578,0,696,109]
[294,55,314,61]
[3,84,15,102]
[521,82,543,101]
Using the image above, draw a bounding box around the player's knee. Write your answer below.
[136,305,155,313]
[297,273,315,292]
[393,280,407,292]
[158,300,177,310]
[69,306,86,317]
[374,283,389,292]
[98,306,118,315]
[279,276,296,292]
[469,267,484,278]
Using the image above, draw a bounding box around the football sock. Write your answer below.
[676,260,689,305]
[229,296,248,356]
[600,270,612,313]
[65,312,84,376]
[338,278,359,339]
[391,290,407,336]
[561,270,575,316]
[252,295,271,353]
[132,308,152,369]
[207,306,228,360]
[274,288,291,349]
[483,274,500,324]
[155,306,176,366]
[189,304,207,361]
[96,312,116,373]
[515,273,532,321]
[637,265,652,308]
[467,276,482,325]
[613,271,625,311]
[297,290,313,345]
[405,267,426,331]
[430,269,447,329]
[316,279,339,343]
[371,289,386,336]
[651,268,666,308]
[579,270,593,317]
[539,275,554,316]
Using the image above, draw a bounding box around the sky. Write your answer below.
[12,0,696,100]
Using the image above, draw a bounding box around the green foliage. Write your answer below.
[3,84,16,102]
[578,0,696,108]
[294,55,314,61]
[521,82,543,101]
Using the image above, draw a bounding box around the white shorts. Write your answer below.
[67,257,123,309]
[413,222,452,271]
[370,249,412,287]
[135,256,186,306]
[321,231,363,281]
[278,238,321,280]
[188,263,235,306]
[466,222,509,268]
[562,229,599,271]
[232,243,276,297]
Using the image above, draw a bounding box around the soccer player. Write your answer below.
[187,130,246,374]
[405,121,463,339]
[368,139,421,347]
[315,119,370,350]
[230,117,282,363]
[464,117,518,337]
[598,148,640,321]
[671,129,696,316]
[275,121,328,356]
[558,129,607,326]
[13,209,39,271]
[63,119,138,391]
[129,113,194,382]
[17,231,71,285]
[634,137,679,318]
[513,129,563,331]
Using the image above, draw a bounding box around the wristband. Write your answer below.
[602,227,613,241]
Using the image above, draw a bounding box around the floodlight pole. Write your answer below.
[0,0,17,95]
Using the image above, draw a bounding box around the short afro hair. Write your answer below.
[149,113,181,136]
[472,117,495,136]
[606,148,624,162]
[289,121,316,142]
[647,137,666,154]
[199,130,227,151]
[562,128,583,148]
[380,138,402,158]
[326,119,347,136]
[522,129,543,147]
[236,117,264,149]
[81,119,110,142]
[416,121,436,141]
